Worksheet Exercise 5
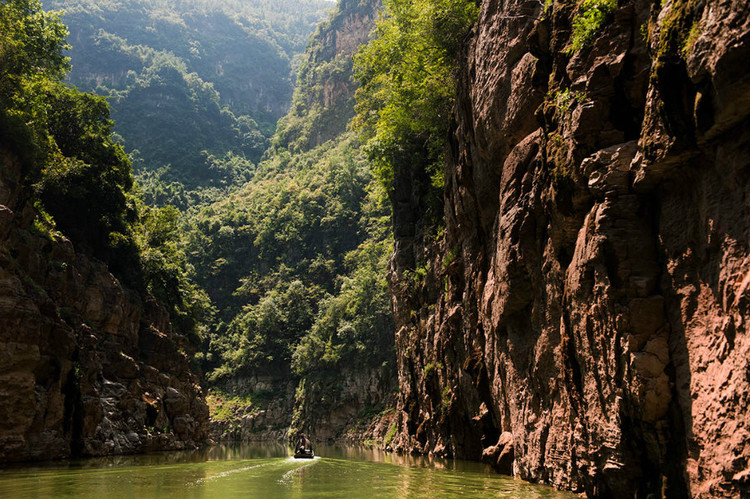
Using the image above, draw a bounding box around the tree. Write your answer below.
[353,0,478,194]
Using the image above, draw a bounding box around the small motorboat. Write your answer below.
[294,448,314,459]
[294,432,314,459]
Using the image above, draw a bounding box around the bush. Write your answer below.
[567,0,618,54]
[353,0,479,194]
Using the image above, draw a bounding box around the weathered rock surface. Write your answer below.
[388,0,750,497]
[292,367,395,443]
[209,376,296,442]
[276,0,381,151]
[209,367,394,445]
[0,148,209,462]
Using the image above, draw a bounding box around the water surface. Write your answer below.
[0,443,575,498]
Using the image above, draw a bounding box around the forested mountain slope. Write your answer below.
[44,0,331,201]
[193,0,396,442]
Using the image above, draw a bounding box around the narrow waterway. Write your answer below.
[0,443,575,498]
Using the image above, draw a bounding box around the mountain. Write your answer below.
[44,0,332,199]
[188,0,396,442]
[353,0,750,496]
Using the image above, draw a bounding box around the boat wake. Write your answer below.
[278,458,319,485]
[190,462,270,486]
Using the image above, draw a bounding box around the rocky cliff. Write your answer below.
[388,0,750,497]
[275,0,381,152]
[210,368,393,444]
[0,147,209,462]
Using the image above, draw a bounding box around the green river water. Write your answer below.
[0,443,575,498]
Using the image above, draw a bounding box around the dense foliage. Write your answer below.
[188,133,393,379]
[0,0,209,340]
[44,0,331,202]
[353,0,478,194]
[154,0,395,383]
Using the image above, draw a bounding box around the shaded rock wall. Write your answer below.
[388,0,750,497]
[0,148,209,462]
[209,367,394,445]
[209,376,297,442]
[293,366,395,442]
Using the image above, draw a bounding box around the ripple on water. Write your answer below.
[278,458,320,484]
[0,444,576,499]
[190,462,269,486]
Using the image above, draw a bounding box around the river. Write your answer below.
[0,443,575,498]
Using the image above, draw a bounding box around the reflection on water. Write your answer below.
[0,443,575,498]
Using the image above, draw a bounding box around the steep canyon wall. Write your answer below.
[388,0,750,497]
[0,148,209,462]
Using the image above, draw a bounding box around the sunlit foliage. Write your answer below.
[187,133,393,378]
[353,0,478,193]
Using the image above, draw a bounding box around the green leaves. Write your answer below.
[0,0,69,87]
[353,0,479,193]
[36,84,138,282]
[567,0,617,54]
[0,1,71,166]
[291,234,393,376]
[185,129,395,379]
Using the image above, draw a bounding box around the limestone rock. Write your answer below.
[386,0,750,497]
[0,147,210,463]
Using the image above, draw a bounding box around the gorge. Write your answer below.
[1,0,750,497]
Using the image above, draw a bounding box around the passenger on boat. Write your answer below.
[295,433,311,454]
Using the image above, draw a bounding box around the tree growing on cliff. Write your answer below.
[353,0,478,195]
[0,0,69,168]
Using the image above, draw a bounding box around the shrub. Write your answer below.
[353,0,479,194]
[567,0,618,54]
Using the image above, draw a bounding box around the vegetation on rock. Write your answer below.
[567,0,617,54]
[353,0,478,195]
[190,133,394,382]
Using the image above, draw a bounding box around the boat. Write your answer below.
[294,448,314,459]
[294,432,314,459]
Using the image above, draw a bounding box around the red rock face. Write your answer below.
[0,148,209,462]
[388,0,750,497]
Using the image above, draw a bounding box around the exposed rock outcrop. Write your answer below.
[388,0,750,497]
[209,367,395,446]
[292,366,395,443]
[0,148,209,462]
[275,0,381,151]
[209,376,296,442]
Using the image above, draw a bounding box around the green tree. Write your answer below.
[353,0,478,194]
[37,85,140,283]
[0,0,69,170]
